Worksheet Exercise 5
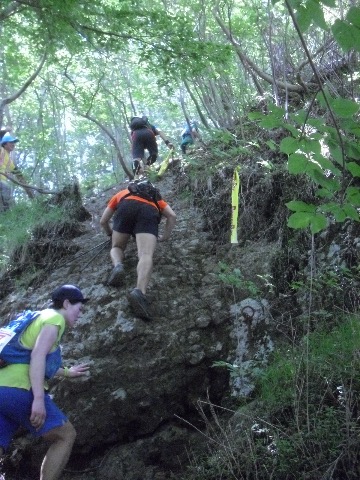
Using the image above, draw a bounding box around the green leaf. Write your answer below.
[306,117,326,129]
[307,0,327,30]
[283,123,300,136]
[342,204,359,221]
[346,6,360,28]
[328,143,345,166]
[288,153,308,173]
[265,140,277,151]
[310,214,327,234]
[332,20,360,52]
[260,116,283,129]
[344,142,360,160]
[310,169,340,191]
[316,88,332,108]
[323,202,359,222]
[248,112,264,121]
[286,200,316,213]
[347,162,360,177]
[296,5,312,32]
[316,187,334,199]
[280,137,299,154]
[332,207,347,222]
[320,0,336,7]
[331,98,359,117]
[312,153,340,174]
[299,138,321,155]
[346,187,360,206]
[287,212,311,229]
[339,118,360,138]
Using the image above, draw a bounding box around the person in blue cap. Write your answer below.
[0,284,90,480]
[0,131,34,212]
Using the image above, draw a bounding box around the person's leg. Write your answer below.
[145,137,158,167]
[181,135,192,154]
[108,231,131,286]
[132,158,144,176]
[135,233,157,294]
[111,232,130,267]
[0,182,12,212]
[0,387,32,455]
[40,421,76,480]
[132,131,146,176]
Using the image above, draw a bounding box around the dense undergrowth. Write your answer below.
[0,183,89,299]
[173,98,360,478]
[178,313,360,480]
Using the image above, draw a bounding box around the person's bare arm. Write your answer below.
[29,324,59,430]
[100,207,115,236]
[158,205,176,241]
[158,131,174,149]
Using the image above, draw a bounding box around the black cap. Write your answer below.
[51,284,89,304]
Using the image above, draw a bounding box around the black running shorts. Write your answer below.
[113,200,160,237]
[132,128,158,159]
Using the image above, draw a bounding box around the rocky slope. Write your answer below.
[2,156,359,480]
[1,166,276,480]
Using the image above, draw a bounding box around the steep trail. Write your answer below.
[0,167,233,480]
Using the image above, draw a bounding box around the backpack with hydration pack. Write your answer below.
[120,180,162,218]
[130,116,151,131]
[0,310,62,379]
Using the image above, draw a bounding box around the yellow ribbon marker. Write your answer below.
[157,149,173,178]
[230,166,240,244]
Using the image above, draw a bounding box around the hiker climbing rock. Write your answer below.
[180,121,200,155]
[100,180,176,320]
[0,132,34,212]
[130,116,174,177]
[0,284,90,480]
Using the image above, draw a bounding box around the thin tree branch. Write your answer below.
[213,6,307,93]
[0,51,47,109]
[2,172,57,194]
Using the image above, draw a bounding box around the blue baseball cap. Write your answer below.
[52,284,89,303]
[1,133,19,144]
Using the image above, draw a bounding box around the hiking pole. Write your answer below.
[61,239,111,267]
[81,238,111,271]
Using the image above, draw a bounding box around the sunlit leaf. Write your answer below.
[331,98,359,117]
[286,200,316,212]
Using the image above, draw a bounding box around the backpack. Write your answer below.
[181,122,198,138]
[120,180,162,218]
[0,310,62,379]
[130,116,150,131]
[128,180,162,202]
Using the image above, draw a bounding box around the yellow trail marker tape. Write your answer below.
[230,166,240,244]
[158,149,174,177]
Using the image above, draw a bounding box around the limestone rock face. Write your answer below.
[0,175,252,479]
[2,168,360,479]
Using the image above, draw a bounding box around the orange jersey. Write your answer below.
[108,189,168,212]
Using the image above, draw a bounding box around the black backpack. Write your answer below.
[121,180,162,217]
[130,116,150,131]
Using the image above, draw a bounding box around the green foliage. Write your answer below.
[332,7,360,53]
[0,198,66,270]
[258,314,360,410]
[218,261,261,297]
[250,97,360,233]
[186,315,360,480]
[217,262,275,298]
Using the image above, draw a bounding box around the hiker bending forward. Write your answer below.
[0,284,90,480]
[100,182,176,320]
